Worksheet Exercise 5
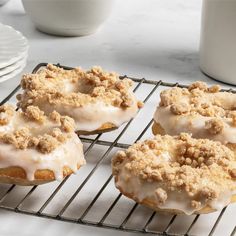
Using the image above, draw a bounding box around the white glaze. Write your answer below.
[36,101,138,132]
[154,106,236,144]
[117,174,198,215]
[0,133,85,181]
[2,112,60,136]
[0,109,86,181]
[116,162,234,215]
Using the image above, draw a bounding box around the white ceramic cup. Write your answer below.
[21,0,114,36]
[200,0,236,85]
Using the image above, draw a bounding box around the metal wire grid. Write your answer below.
[0,63,235,236]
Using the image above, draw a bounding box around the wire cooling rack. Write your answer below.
[0,63,235,236]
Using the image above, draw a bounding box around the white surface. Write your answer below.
[0,23,28,68]
[200,0,236,85]
[0,55,27,77]
[0,0,235,236]
[22,0,114,36]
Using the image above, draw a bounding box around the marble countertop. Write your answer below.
[0,1,234,236]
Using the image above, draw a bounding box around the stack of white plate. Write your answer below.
[0,23,28,83]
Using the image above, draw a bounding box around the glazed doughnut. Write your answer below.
[153,81,236,145]
[0,104,85,185]
[112,133,236,215]
[17,64,143,135]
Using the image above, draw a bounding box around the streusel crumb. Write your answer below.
[24,106,45,123]
[50,128,67,143]
[0,127,31,149]
[37,134,59,154]
[60,116,75,132]
[0,104,15,125]
[49,111,61,123]
[188,81,208,91]
[205,118,224,135]
[229,111,236,126]
[191,200,201,209]
[170,102,189,115]
[155,188,167,204]
[229,169,236,179]
[208,85,221,93]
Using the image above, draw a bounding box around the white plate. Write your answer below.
[0,23,29,69]
[0,55,27,77]
[0,61,26,83]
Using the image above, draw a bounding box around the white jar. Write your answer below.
[200,0,236,85]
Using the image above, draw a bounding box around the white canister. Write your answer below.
[200,0,236,85]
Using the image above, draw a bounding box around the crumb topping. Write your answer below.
[0,105,75,154]
[170,102,190,115]
[229,111,236,126]
[17,64,143,110]
[159,82,236,125]
[155,188,168,205]
[60,116,75,133]
[112,133,236,208]
[24,106,45,123]
[49,110,61,123]
[0,104,15,125]
[205,118,224,135]
[37,134,60,154]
